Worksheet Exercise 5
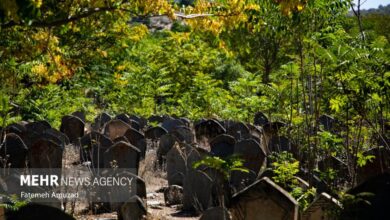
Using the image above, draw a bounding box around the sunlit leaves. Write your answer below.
[193,155,249,179]
[330,96,347,113]
[274,0,307,15]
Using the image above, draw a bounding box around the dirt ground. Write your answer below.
[62,147,198,220]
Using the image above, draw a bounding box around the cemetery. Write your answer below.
[1,0,389,219]
[0,111,388,219]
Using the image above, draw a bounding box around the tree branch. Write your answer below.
[1,6,118,29]
[174,13,214,19]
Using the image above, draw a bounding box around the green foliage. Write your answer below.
[269,151,316,209]
[0,93,21,127]
[341,191,375,213]
[270,152,300,189]
[291,187,316,210]
[356,151,376,167]
[15,84,95,128]
[0,194,29,211]
[192,155,249,180]
[317,131,343,156]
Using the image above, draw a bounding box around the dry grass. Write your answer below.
[62,144,80,168]
[61,143,197,219]
[140,150,198,220]
[139,150,167,192]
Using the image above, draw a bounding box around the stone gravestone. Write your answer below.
[115,113,131,124]
[145,126,168,140]
[262,121,287,154]
[341,173,390,220]
[231,177,299,220]
[162,118,184,133]
[124,128,144,145]
[202,167,231,208]
[38,133,65,152]
[29,138,63,169]
[25,120,51,148]
[71,111,86,123]
[184,144,205,171]
[114,136,130,143]
[80,131,113,168]
[268,136,293,153]
[148,115,164,124]
[103,119,132,141]
[5,123,27,143]
[104,141,140,173]
[0,133,28,168]
[60,115,85,145]
[115,114,141,131]
[157,134,176,166]
[209,134,235,159]
[200,207,231,220]
[222,120,235,130]
[108,170,146,200]
[26,120,51,132]
[246,124,263,144]
[43,128,70,148]
[171,126,194,144]
[124,128,146,159]
[227,122,251,141]
[183,169,213,212]
[195,119,226,140]
[254,112,269,126]
[92,112,111,131]
[318,114,335,132]
[166,144,186,186]
[231,139,266,190]
[118,196,147,220]
[128,119,140,131]
[302,192,341,220]
[105,170,147,211]
[179,117,191,127]
[129,115,147,130]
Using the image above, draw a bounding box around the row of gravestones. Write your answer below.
[0,112,198,219]
[152,113,390,219]
[0,111,388,219]
[0,120,66,169]
[162,141,323,220]
[0,112,149,220]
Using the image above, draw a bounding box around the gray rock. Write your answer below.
[164,185,184,206]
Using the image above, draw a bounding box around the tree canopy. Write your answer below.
[0,0,389,196]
